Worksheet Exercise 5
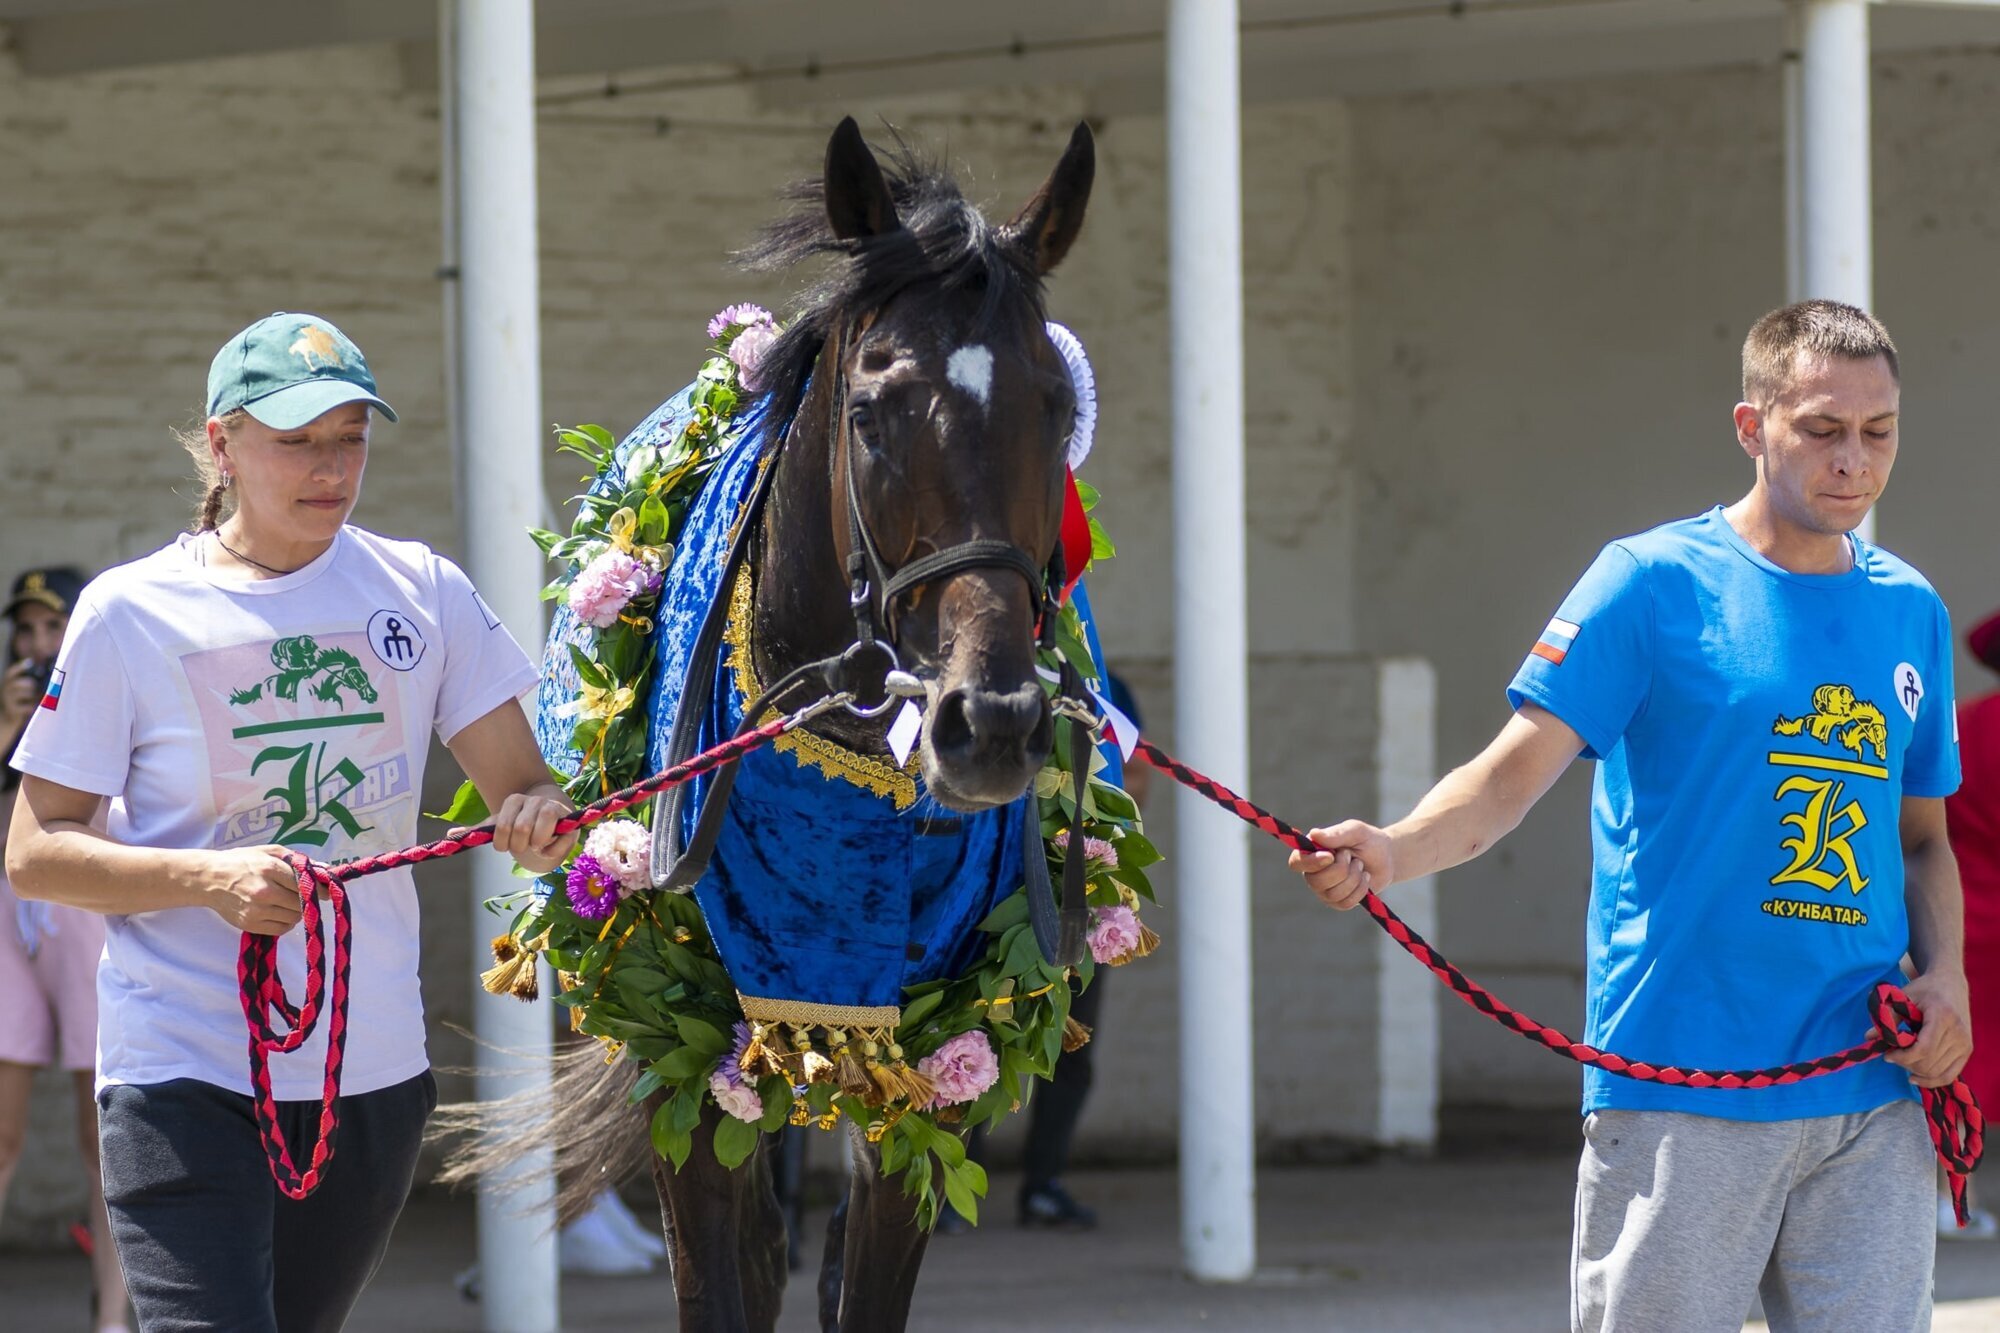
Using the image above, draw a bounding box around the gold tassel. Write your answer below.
[934,1103,967,1124]
[836,1046,874,1100]
[1134,922,1161,958]
[800,1050,835,1085]
[1062,1016,1094,1053]
[479,929,547,1000]
[865,1057,899,1107]
[738,1022,783,1079]
[891,1045,937,1109]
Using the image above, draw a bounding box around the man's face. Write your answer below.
[1735,353,1899,537]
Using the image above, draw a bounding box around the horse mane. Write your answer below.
[738,132,1049,437]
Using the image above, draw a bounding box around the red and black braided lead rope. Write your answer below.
[1132,738,1988,1226]
[237,714,795,1200]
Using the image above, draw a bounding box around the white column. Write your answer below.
[1167,0,1257,1283]
[447,2,559,1330]
[1791,0,1873,539]
[1374,660,1438,1148]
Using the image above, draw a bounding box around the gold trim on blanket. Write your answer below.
[737,991,903,1029]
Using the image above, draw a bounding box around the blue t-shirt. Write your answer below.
[1507,507,1960,1120]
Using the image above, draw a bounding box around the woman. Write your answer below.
[6,313,575,1331]
[0,565,132,1333]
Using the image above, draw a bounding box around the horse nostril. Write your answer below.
[932,689,975,757]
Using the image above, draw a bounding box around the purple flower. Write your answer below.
[727,323,779,393]
[917,1031,999,1108]
[564,853,620,921]
[568,548,653,629]
[1087,905,1141,964]
[706,303,775,340]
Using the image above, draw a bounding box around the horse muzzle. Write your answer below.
[920,680,1053,811]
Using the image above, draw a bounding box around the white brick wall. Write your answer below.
[0,46,1360,1236]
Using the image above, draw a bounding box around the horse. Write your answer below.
[446,118,1107,1333]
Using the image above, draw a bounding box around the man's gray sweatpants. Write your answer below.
[1571,1099,1934,1333]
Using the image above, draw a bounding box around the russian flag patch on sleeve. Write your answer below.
[1531,618,1579,666]
[38,668,64,711]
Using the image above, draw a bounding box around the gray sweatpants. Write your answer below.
[1571,1100,1934,1333]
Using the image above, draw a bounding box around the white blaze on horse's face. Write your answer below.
[945,345,994,414]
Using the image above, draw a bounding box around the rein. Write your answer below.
[1130,738,1989,1227]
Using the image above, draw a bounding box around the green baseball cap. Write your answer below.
[206,312,398,430]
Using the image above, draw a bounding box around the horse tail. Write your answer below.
[428,1036,651,1225]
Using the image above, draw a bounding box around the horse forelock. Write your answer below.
[738,136,1048,439]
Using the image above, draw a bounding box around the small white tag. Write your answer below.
[888,700,923,768]
[1089,683,1141,762]
[1893,662,1924,722]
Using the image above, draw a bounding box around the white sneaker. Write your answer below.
[560,1195,659,1274]
[596,1187,669,1261]
[1937,1195,1999,1240]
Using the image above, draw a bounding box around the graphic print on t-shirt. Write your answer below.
[1764,682,1887,927]
[185,631,412,853]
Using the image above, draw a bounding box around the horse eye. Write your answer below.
[849,403,880,449]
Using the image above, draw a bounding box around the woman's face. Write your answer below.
[10,602,66,665]
[211,402,371,543]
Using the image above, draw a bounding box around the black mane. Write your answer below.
[738,135,1047,438]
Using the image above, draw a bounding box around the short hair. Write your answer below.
[1742,300,1899,405]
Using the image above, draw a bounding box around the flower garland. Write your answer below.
[471,307,1159,1228]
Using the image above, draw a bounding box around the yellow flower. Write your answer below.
[580,681,637,720]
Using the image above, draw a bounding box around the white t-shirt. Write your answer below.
[12,526,537,1098]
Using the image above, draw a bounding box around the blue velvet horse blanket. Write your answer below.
[535,389,1115,1026]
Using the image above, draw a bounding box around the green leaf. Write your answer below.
[758,1080,793,1131]
[631,1069,664,1102]
[977,891,1029,934]
[651,1096,693,1171]
[567,644,612,690]
[941,1161,978,1225]
[1073,480,1100,511]
[712,1113,762,1169]
[651,1045,713,1081]
[427,779,488,827]
[675,1015,729,1056]
[1114,830,1163,869]
[899,990,945,1032]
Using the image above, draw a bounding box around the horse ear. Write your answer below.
[1004,121,1095,275]
[824,116,900,241]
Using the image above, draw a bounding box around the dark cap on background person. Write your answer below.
[5,566,86,621]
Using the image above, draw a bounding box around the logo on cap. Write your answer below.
[289,325,345,371]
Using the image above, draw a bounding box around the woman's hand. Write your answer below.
[482,784,576,876]
[203,846,305,935]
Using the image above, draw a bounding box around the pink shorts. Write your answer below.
[0,876,103,1071]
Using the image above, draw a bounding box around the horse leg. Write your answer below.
[816,1187,850,1333]
[830,1125,934,1333]
[645,1093,789,1333]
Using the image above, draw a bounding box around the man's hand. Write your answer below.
[1888,969,1973,1089]
[1288,820,1395,911]
[478,785,576,877]
[203,846,305,936]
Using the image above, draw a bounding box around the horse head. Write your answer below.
[748,117,1095,813]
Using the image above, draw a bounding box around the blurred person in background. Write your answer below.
[0,565,132,1333]
[1943,607,2000,1239]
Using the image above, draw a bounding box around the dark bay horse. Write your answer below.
[455,118,1099,1333]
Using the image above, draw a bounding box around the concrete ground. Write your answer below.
[9,1148,2000,1332]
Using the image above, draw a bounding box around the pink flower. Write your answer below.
[583,819,651,894]
[568,548,654,629]
[1053,830,1119,871]
[917,1031,999,1108]
[1087,905,1142,964]
[709,1069,764,1123]
[707,303,775,340]
[728,323,779,393]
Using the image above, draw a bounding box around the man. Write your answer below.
[1293,300,1967,1332]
